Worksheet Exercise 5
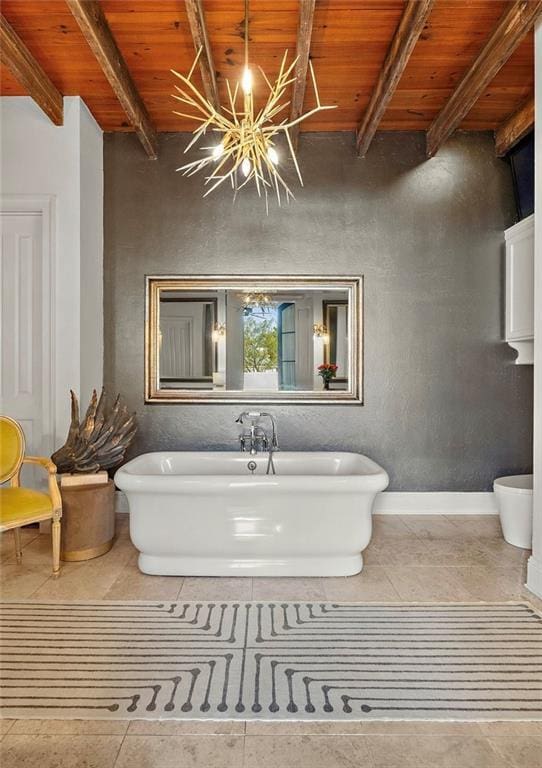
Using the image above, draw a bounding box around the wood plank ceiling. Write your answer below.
[0,0,538,159]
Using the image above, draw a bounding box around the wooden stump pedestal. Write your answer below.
[60,480,115,561]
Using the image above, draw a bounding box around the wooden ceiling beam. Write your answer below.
[289,0,316,150]
[0,14,63,125]
[495,95,534,156]
[65,0,158,159]
[185,0,219,110]
[426,0,542,158]
[356,0,435,158]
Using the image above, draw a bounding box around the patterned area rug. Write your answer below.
[1,601,541,720]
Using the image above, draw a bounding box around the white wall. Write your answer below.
[0,96,103,447]
[79,101,104,407]
[527,19,542,599]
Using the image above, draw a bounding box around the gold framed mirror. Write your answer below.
[145,276,363,404]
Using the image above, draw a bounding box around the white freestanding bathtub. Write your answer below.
[114,452,389,577]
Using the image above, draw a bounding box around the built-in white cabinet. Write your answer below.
[505,214,534,364]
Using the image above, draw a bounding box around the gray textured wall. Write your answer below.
[104,131,532,491]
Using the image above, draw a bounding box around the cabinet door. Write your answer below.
[506,222,534,341]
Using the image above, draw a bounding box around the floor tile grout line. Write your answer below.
[485,734,523,768]
[112,729,129,768]
[0,720,15,741]
[175,579,185,601]
[241,731,247,768]
[1,532,42,565]
[25,572,54,600]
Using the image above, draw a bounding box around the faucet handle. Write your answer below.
[236,411,262,425]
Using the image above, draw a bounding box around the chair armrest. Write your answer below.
[24,456,57,473]
[22,456,62,514]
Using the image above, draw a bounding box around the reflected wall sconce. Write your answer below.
[313,323,329,344]
[212,323,227,342]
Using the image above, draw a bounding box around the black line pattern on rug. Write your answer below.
[1,601,541,720]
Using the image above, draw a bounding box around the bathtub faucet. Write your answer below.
[235,412,279,472]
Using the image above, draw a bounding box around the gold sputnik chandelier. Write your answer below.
[241,291,276,316]
[171,0,335,208]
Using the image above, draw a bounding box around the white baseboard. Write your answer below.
[373,491,498,515]
[116,490,497,516]
[527,556,542,599]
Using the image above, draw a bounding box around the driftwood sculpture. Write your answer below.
[52,389,137,474]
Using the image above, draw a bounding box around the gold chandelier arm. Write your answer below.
[253,74,295,127]
[262,102,336,134]
[204,143,239,180]
[225,79,240,125]
[262,58,337,133]
[172,68,218,117]
[258,66,273,92]
[256,98,291,127]
[284,126,304,186]
[173,86,233,133]
[252,57,297,128]
[172,110,207,123]
[187,45,203,81]
[172,90,211,118]
[203,168,237,197]
[309,58,322,108]
[184,130,206,155]
[172,84,215,121]
[270,163,295,204]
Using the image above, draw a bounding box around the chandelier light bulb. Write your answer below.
[267,146,279,165]
[241,66,253,95]
[241,157,251,177]
[212,143,224,160]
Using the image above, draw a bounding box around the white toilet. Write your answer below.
[493,474,533,549]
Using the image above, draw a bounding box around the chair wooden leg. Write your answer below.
[52,515,61,576]
[13,528,22,564]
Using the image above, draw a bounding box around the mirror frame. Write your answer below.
[145,275,363,404]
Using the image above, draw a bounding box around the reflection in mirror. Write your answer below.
[324,300,349,387]
[147,277,362,403]
[159,296,216,388]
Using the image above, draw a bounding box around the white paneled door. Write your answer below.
[0,211,48,471]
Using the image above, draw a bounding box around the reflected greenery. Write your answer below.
[243,317,278,372]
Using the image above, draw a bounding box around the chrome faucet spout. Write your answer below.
[258,412,279,451]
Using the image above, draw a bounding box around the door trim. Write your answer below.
[1,194,56,453]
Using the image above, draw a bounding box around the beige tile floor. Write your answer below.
[1,513,541,767]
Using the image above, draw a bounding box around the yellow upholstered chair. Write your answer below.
[0,416,62,574]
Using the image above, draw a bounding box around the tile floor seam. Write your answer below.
[241,732,247,768]
[112,731,129,768]
[175,579,185,600]
[485,736,522,768]
[1,536,41,565]
[24,573,53,599]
